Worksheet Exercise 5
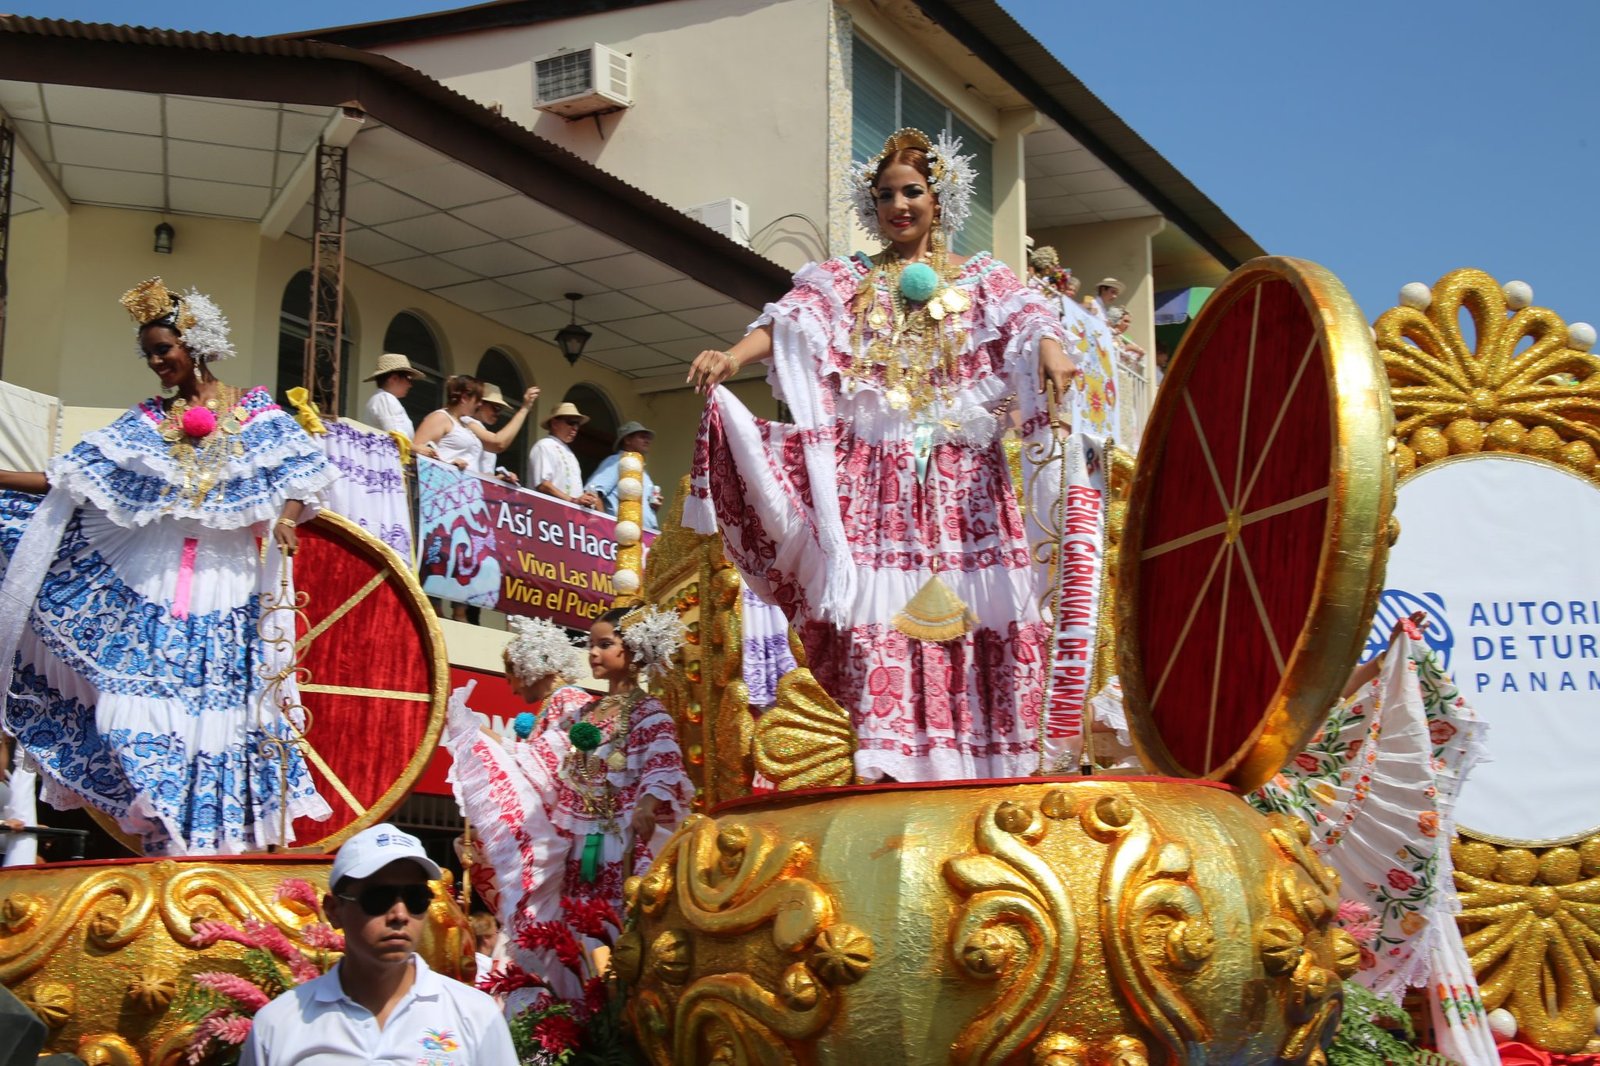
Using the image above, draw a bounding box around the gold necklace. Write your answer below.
[157,384,248,509]
[846,250,971,419]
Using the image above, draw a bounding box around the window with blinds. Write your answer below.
[851,34,995,256]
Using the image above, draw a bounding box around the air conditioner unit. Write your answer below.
[534,45,632,119]
[686,198,751,247]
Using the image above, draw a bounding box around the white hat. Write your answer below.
[542,401,590,430]
[362,353,426,382]
[1096,277,1126,296]
[479,382,513,411]
[329,824,442,888]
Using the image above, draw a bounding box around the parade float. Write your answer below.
[0,514,469,1063]
[6,258,1600,1065]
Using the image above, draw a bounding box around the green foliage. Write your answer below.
[1329,983,1458,1066]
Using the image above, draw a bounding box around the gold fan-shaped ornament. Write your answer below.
[892,574,977,642]
[1379,268,1600,485]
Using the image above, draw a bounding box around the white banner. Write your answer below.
[1374,455,1600,841]
[1039,433,1107,773]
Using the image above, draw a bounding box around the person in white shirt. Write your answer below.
[240,824,516,1066]
[470,384,520,483]
[362,353,425,436]
[528,401,600,509]
[413,376,539,472]
[1092,277,1125,320]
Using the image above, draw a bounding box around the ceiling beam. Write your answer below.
[260,105,365,239]
[1,108,69,215]
[630,363,765,395]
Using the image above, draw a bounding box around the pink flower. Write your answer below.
[190,919,253,949]
[1335,898,1373,924]
[193,971,271,1012]
[180,405,218,438]
[243,919,320,983]
[1359,946,1377,970]
[1344,917,1382,946]
[276,878,323,912]
[299,923,345,952]
[1386,868,1419,892]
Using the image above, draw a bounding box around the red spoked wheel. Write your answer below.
[1118,257,1394,790]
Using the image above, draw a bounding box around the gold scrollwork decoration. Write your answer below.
[159,863,312,946]
[1260,815,1345,1065]
[630,810,874,1065]
[1453,836,1600,1052]
[1082,795,1213,1066]
[945,800,1078,1065]
[1378,267,1600,484]
[0,870,154,984]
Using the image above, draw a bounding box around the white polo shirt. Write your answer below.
[239,955,516,1066]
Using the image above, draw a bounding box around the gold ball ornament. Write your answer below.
[1445,417,1484,454]
[1485,417,1527,452]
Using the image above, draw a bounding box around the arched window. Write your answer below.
[560,383,618,480]
[382,312,443,429]
[277,270,355,414]
[475,347,530,481]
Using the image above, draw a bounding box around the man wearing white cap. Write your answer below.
[240,824,515,1066]
[529,401,601,509]
[362,354,426,437]
[584,420,662,531]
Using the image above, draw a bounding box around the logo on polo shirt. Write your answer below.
[419,1029,459,1053]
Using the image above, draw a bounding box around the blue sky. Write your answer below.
[14,0,1599,326]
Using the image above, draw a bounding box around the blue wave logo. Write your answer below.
[1365,589,1452,671]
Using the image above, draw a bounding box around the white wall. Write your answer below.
[374,0,836,271]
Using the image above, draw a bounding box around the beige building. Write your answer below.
[0,1,1261,671]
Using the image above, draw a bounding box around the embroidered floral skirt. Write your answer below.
[695,388,1047,783]
[0,491,329,855]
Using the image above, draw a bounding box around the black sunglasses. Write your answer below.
[336,883,433,917]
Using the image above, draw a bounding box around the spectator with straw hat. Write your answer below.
[1093,277,1125,320]
[529,401,600,509]
[362,353,426,436]
[469,384,520,484]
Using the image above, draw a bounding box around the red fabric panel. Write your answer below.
[1138,278,1330,776]
[288,527,438,841]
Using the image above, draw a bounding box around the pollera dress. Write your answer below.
[0,385,339,855]
[686,252,1072,783]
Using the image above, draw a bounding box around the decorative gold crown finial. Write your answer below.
[1377,268,1600,484]
[120,277,195,331]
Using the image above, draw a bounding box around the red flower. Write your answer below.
[582,976,608,1016]
[1428,720,1457,746]
[530,1014,583,1054]
[1386,868,1419,892]
[479,963,547,998]
[1293,753,1319,773]
[517,919,584,970]
[560,896,620,940]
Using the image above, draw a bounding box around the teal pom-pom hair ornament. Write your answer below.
[899,261,939,304]
[569,720,603,752]
[513,712,537,739]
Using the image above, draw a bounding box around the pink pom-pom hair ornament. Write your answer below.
[180,406,217,438]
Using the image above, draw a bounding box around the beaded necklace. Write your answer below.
[563,687,644,834]
[847,248,972,420]
[156,383,248,509]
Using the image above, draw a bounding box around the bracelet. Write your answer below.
[275,517,297,528]
[721,351,739,375]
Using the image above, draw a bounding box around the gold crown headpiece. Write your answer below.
[849,127,977,240]
[120,277,195,331]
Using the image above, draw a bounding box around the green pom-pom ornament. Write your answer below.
[569,721,603,752]
[899,262,939,303]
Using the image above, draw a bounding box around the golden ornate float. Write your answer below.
[625,257,1397,1064]
[1,514,456,1063]
[1375,268,1600,1054]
